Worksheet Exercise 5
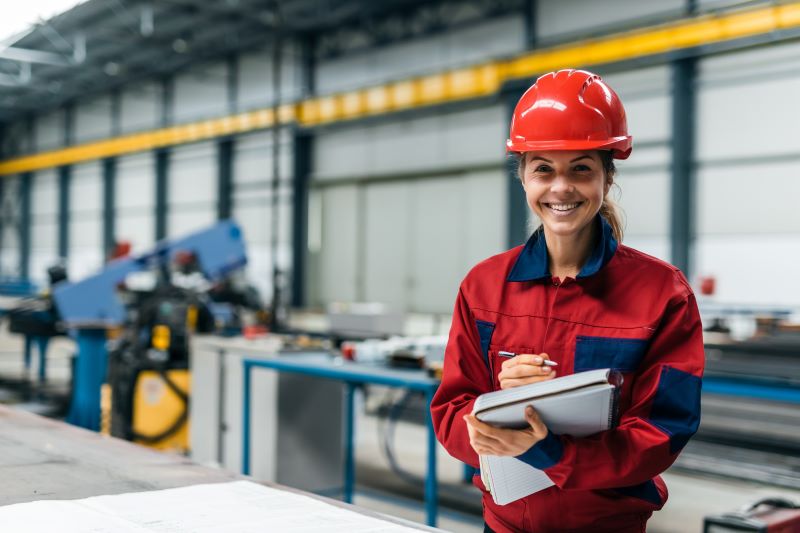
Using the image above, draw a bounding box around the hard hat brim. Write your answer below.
[506,136,633,160]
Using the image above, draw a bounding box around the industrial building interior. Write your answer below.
[0,0,799,531]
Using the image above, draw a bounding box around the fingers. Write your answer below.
[499,363,554,380]
[499,372,557,389]
[500,352,550,370]
[525,406,549,439]
[463,414,504,439]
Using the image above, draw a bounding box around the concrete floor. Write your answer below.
[0,324,799,532]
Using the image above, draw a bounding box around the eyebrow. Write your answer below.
[528,155,594,163]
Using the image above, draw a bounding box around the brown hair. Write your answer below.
[515,150,625,242]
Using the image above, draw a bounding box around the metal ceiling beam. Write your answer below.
[0,46,73,66]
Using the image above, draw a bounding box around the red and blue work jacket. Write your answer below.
[431,215,705,533]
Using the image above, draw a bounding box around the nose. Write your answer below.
[550,172,575,194]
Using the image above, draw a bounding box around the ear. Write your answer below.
[603,176,612,197]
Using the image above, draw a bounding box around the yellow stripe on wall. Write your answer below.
[2,2,799,175]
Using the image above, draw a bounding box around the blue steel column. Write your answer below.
[57,166,71,259]
[425,388,439,527]
[155,77,173,241]
[343,383,356,503]
[291,36,315,308]
[670,57,697,276]
[242,360,252,475]
[217,54,237,222]
[66,329,108,430]
[217,139,233,220]
[102,158,116,258]
[291,132,312,307]
[504,84,530,249]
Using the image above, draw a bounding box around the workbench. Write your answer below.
[241,352,442,527]
[0,405,436,531]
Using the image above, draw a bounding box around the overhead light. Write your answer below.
[172,38,188,53]
[104,61,120,76]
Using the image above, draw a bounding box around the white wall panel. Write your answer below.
[363,182,410,309]
[233,130,293,186]
[697,161,800,235]
[116,214,154,254]
[613,170,669,240]
[70,162,103,212]
[174,63,228,123]
[35,111,62,151]
[314,105,505,181]
[536,0,684,42]
[316,16,525,94]
[167,141,217,239]
[116,152,155,252]
[697,75,800,160]
[463,170,506,267]
[0,176,21,275]
[315,170,506,313]
[31,169,58,218]
[75,96,112,143]
[695,236,800,306]
[170,141,216,206]
[238,43,303,110]
[232,189,292,300]
[167,209,216,237]
[121,82,160,133]
[698,42,800,161]
[68,162,103,279]
[313,127,370,180]
[318,186,359,303]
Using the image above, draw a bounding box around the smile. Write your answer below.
[544,202,583,214]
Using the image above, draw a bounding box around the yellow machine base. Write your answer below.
[132,369,191,453]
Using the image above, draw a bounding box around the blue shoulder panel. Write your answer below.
[574,335,649,372]
[474,319,495,371]
[612,479,662,506]
[647,366,702,454]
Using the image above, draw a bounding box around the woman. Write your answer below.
[430,69,704,532]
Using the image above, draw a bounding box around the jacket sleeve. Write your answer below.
[516,282,705,490]
[430,285,492,468]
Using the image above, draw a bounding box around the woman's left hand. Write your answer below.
[463,406,549,456]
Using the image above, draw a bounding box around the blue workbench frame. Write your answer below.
[241,354,441,527]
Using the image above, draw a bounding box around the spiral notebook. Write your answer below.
[473,368,621,506]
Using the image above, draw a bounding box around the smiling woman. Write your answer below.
[431,69,706,533]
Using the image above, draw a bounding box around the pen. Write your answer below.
[498,351,558,366]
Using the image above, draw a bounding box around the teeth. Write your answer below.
[548,202,579,211]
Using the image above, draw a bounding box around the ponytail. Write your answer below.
[599,150,625,243]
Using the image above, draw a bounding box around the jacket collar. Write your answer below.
[506,214,618,282]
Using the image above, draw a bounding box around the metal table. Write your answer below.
[242,353,442,527]
[0,405,438,531]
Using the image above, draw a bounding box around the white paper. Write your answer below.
[478,378,616,506]
[0,481,426,532]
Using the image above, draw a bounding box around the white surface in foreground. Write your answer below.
[0,480,424,533]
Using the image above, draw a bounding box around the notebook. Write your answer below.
[473,368,621,506]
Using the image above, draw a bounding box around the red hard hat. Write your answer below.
[506,69,632,159]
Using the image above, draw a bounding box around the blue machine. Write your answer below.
[51,220,248,430]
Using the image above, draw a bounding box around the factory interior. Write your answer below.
[1,0,800,531]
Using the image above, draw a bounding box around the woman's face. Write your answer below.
[521,150,609,239]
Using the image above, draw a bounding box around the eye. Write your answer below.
[573,164,592,172]
[534,164,552,172]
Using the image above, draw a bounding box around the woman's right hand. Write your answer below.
[497,353,556,390]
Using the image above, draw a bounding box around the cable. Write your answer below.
[379,388,425,486]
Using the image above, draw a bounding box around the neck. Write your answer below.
[543,220,596,280]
